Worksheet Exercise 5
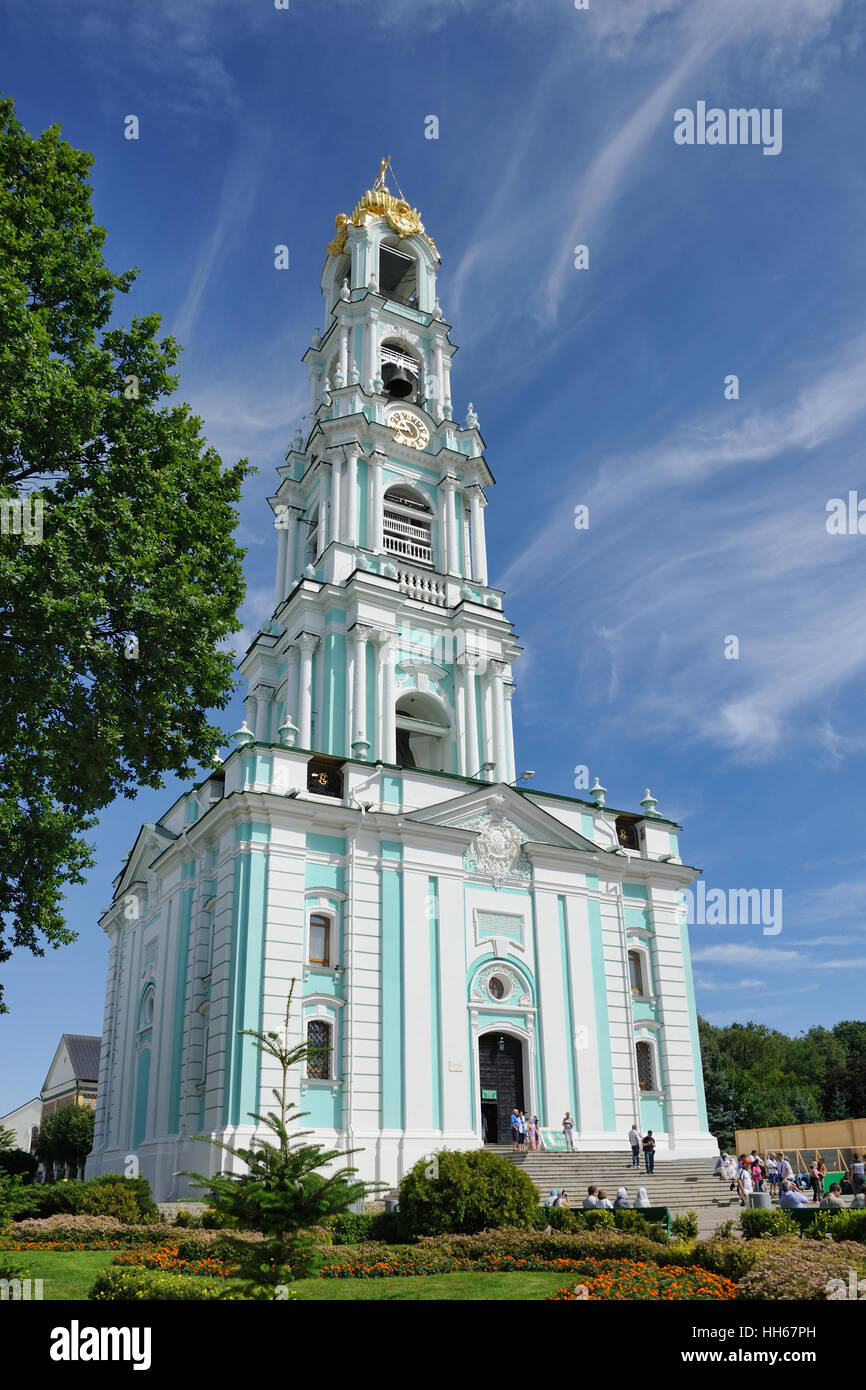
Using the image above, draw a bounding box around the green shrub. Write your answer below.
[740,1208,796,1240]
[200,1206,239,1230]
[328,1212,374,1245]
[582,1209,615,1232]
[693,1237,762,1283]
[172,1210,201,1229]
[16,1179,85,1219]
[814,1209,866,1245]
[78,1174,158,1223]
[671,1211,699,1241]
[0,1149,38,1183]
[88,1266,275,1301]
[397,1149,539,1237]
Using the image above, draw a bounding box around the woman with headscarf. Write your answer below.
[613,1187,632,1209]
[635,1186,650,1208]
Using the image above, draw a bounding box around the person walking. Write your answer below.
[642,1130,656,1174]
[777,1152,793,1187]
[524,1113,535,1151]
[628,1123,641,1169]
[851,1153,865,1195]
[562,1111,575,1152]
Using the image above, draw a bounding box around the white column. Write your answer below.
[433,336,444,417]
[455,662,467,777]
[254,690,271,744]
[245,694,258,738]
[297,635,317,748]
[436,485,448,572]
[286,646,301,729]
[346,451,359,545]
[369,453,384,552]
[482,668,495,775]
[462,656,480,779]
[442,351,452,417]
[470,488,488,586]
[330,456,343,543]
[351,625,370,755]
[490,661,507,781]
[338,324,349,382]
[365,314,379,391]
[317,466,329,553]
[274,525,288,608]
[461,498,471,578]
[504,683,517,783]
[380,631,397,763]
[345,642,355,757]
[284,508,300,595]
[443,479,459,574]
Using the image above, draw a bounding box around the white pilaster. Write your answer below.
[330,455,343,543]
[369,453,384,552]
[462,656,480,779]
[317,465,329,553]
[504,682,517,783]
[284,508,300,596]
[274,525,288,609]
[470,487,488,586]
[491,661,507,781]
[351,625,370,752]
[297,635,317,748]
[346,451,359,545]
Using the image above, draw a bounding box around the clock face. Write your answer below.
[388,409,429,450]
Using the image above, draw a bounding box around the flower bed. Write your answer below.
[735,1236,866,1301]
[548,1262,735,1301]
[113,1243,238,1278]
[1,1215,265,1255]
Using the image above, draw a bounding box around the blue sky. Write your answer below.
[2,0,865,1113]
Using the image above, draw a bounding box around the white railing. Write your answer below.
[397,566,446,606]
[383,513,431,543]
[384,533,434,566]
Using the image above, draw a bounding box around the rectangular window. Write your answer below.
[309,916,330,966]
[628,951,644,996]
[306,1020,331,1080]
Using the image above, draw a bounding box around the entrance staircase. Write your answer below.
[489,1146,739,1212]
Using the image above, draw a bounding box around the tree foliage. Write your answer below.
[182,982,367,1296]
[699,1015,866,1148]
[34,1104,95,1180]
[0,95,250,1009]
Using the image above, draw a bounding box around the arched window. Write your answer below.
[306,1020,332,1080]
[395,689,450,772]
[636,1040,655,1091]
[309,913,331,967]
[383,484,433,566]
[139,985,155,1033]
[380,337,421,401]
[378,242,418,307]
[628,950,644,996]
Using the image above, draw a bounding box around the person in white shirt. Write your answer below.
[596,1190,614,1210]
[628,1124,641,1168]
[737,1159,753,1207]
[582,1186,598,1209]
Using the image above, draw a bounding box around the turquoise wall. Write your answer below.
[133,1047,151,1148]
[380,854,403,1129]
[167,877,194,1134]
[587,898,616,1130]
[558,895,579,1127]
[224,825,270,1127]
[428,876,443,1130]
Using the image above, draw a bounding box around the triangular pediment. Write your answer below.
[109,822,177,917]
[406,782,599,855]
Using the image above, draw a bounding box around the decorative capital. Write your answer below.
[297,633,319,654]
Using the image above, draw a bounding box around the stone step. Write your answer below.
[488,1147,740,1209]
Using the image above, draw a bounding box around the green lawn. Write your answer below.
[5,1250,115,1300]
[294,1272,573,1300]
[5,1252,573,1301]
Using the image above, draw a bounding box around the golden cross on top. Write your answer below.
[373,155,391,191]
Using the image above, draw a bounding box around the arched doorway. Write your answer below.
[478,1031,525,1145]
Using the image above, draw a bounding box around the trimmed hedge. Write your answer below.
[741,1206,866,1243]
[9,1173,158,1223]
[325,1211,406,1246]
[398,1150,539,1236]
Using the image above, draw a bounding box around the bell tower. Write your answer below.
[239,160,521,782]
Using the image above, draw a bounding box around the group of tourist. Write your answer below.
[542,1184,652,1210]
[714,1148,866,1207]
[509,1109,542,1151]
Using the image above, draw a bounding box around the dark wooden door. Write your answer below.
[478,1033,525,1142]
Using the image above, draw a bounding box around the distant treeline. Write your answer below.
[699,1017,866,1151]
